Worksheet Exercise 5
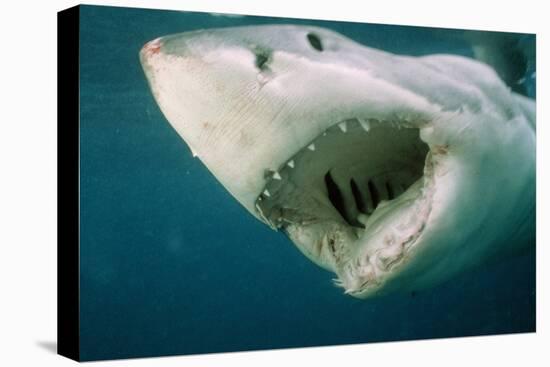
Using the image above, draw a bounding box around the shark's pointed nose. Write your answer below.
[140,37,163,60]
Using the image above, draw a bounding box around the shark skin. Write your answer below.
[140,25,535,298]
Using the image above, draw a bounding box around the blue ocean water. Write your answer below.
[78,5,535,361]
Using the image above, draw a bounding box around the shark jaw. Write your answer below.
[140,25,535,300]
[254,116,437,298]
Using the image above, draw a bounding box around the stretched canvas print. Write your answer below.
[58,4,536,362]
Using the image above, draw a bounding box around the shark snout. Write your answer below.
[140,37,163,60]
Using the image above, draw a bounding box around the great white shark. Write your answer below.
[140,25,535,298]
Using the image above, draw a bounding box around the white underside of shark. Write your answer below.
[140,25,535,298]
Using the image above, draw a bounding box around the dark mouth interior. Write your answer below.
[256,118,429,231]
[324,170,410,228]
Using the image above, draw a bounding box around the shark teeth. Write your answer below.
[338,121,347,133]
[357,213,370,226]
[358,118,371,132]
[257,117,413,213]
[254,114,435,296]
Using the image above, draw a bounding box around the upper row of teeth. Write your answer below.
[260,118,374,199]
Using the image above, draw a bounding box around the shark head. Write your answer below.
[140,25,535,298]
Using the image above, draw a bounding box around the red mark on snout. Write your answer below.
[142,38,162,57]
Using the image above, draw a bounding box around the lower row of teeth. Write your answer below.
[342,181,434,293]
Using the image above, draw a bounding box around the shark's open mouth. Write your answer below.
[255,117,436,296]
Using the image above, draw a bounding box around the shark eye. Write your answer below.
[254,51,270,71]
[307,33,323,51]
